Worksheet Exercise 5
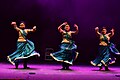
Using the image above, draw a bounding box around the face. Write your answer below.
[64,25,70,31]
[19,23,25,29]
[101,29,107,34]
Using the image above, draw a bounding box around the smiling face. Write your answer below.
[64,25,70,31]
[101,28,107,35]
[19,22,25,29]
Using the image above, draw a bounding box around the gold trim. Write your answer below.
[50,53,73,65]
[90,61,102,66]
[7,56,15,65]
[15,53,40,60]
[7,53,40,65]
[101,60,107,66]
[90,61,96,66]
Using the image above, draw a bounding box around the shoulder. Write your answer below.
[23,29,29,33]
[105,33,110,37]
[70,31,75,33]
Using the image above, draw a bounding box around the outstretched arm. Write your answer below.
[95,27,101,35]
[58,22,67,33]
[107,28,114,37]
[71,24,79,34]
[11,22,20,31]
[25,26,36,33]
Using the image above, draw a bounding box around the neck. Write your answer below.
[20,28,25,30]
[102,33,106,35]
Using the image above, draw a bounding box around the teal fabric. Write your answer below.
[51,43,77,65]
[51,31,78,65]
[92,46,110,66]
[7,29,40,65]
[109,43,119,54]
[92,35,119,66]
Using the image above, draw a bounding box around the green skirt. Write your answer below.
[50,43,79,65]
[7,40,40,65]
[91,43,119,66]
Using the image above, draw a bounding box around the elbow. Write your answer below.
[75,31,79,34]
[33,29,36,32]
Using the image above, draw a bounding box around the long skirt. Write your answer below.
[50,43,79,65]
[91,43,119,66]
[7,40,40,65]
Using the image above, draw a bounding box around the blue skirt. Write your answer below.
[7,40,40,65]
[91,43,119,66]
[50,43,79,65]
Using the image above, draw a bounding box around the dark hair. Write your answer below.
[20,21,25,24]
[102,27,106,30]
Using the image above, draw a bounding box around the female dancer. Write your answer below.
[50,22,79,70]
[7,22,40,69]
[91,27,120,71]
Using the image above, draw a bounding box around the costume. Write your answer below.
[50,31,78,69]
[91,34,119,68]
[7,30,40,68]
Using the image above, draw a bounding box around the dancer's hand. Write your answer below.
[58,22,67,33]
[11,22,16,25]
[74,24,78,29]
[33,26,36,30]
[32,26,36,32]
[95,27,101,35]
[111,28,114,32]
[95,27,99,31]
[11,22,20,31]
[62,22,68,25]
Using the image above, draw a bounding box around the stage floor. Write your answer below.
[0,63,120,80]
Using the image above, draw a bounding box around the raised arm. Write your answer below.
[107,28,114,37]
[11,22,20,31]
[58,22,67,33]
[25,26,36,33]
[71,24,79,34]
[95,27,101,35]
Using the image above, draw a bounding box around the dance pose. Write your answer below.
[50,22,79,70]
[7,22,40,69]
[91,27,120,71]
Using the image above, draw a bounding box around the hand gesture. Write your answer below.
[11,22,16,25]
[111,28,114,32]
[95,27,99,31]
[74,24,78,29]
[62,22,68,25]
[33,26,36,29]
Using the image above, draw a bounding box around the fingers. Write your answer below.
[74,24,78,27]
[111,28,114,32]
[95,27,99,30]
[33,26,36,29]
[11,22,16,25]
[62,22,68,25]
[64,22,67,24]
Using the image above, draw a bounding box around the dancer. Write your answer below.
[7,21,40,69]
[91,27,120,71]
[50,22,79,70]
